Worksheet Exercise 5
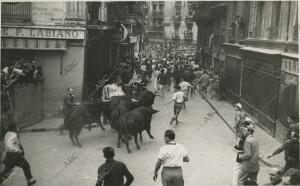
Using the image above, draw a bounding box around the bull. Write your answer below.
[118,106,159,153]
[67,100,105,147]
[66,89,157,148]
[110,90,158,148]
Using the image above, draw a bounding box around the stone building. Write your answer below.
[1,2,86,125]
[195,1,299,139]
[1,1,147,127]
[146,1,198,43]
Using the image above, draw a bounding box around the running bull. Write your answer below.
[118,106,159,153]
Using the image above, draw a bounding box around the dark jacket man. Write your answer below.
[96,147,134,186]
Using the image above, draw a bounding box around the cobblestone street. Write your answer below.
[2,90,279,186]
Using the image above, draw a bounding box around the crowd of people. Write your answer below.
[1,59,44,92]
[0,42,299,186]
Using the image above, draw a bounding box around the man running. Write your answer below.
[165,85,185,125]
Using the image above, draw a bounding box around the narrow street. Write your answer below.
[3,90,270,186]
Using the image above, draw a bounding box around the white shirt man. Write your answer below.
[4,132,22,153]
[158,142,188,167]
[172,91,185,103]
[107,83,125,98]
[153,130,189,186]
[179,81,192,91]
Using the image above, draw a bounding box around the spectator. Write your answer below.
[234,103,246,139]
[237,123,260,185]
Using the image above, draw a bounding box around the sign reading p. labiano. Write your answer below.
[1,26,85,40]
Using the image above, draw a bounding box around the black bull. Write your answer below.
[117,106,158,153]
[66,90,157,147]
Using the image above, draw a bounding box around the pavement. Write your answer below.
[1,89,285,186]
[204,96,285,168]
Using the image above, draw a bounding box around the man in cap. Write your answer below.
[237,123,260,185]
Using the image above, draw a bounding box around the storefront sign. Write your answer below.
[1,38,66,50]
[1,26,85,40]
[281,58,298,75]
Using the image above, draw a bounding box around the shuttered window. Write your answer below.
[1,2,31,20]
[66,2,85,20]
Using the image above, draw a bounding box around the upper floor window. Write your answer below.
[254,1,265,38]
[66,2,85,20]
[1,2,31,21]
[271,1,281,27]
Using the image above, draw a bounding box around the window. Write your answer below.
[271,1,281,27]
[153,5,157,11]
[255,2,265,37]
[256,2,264,27]
[1,2,31,20]
[159,5,163,11]
[66,2,85,20]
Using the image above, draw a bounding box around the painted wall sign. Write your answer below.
[1,27,85,40]
[281,58,298,75]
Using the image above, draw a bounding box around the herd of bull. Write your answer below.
[65,89,158,153]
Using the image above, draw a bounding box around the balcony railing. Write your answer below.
[293,25,298,41]
[152,1,164,5]
[175,1,182,6]
[226,28,234,42]
[184,32,193,40]
[1,2,31,20]
[266,26,279,40]
[174,16,181,24]
[185,17,193,26]
[152,11,164,18]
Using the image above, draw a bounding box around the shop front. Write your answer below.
[240,47,281,136]
[1,25,86,125]
[223,43,244,103]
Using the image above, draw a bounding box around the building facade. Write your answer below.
[146,1,198,43]
[1,2,86,125]
[195,1,299,140]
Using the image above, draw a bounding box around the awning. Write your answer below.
[1,38,66,50]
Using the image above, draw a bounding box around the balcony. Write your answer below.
[1,2,31,21]
[152,1,164,6]
[185,17,194,26]
[293,25,298,41]
[175,1,182,6]
[226,28,234,42]
[152,11,164,19]
[266,26,279,40]
[184,32,193,41]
